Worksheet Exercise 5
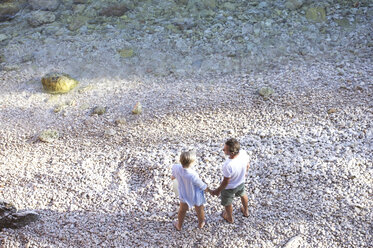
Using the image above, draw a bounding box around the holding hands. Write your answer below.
[204,187,220,197]
[210,189,220,197]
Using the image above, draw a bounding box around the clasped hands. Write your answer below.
[206,188,220,197]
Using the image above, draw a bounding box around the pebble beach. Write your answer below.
[0,0,372,247]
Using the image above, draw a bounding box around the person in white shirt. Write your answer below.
[211,138,250,223]
[172,151,210,230]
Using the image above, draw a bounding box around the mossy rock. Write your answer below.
[41,73,79,94]
[132,102,142,114]
[306,7,326,22]
[118,48,134,58]
[258,87,274,100]
[67,15,88,31]
[335,18,351,28]
[92,106,106,115]
[165,24,179,32]
[39,129,59,143]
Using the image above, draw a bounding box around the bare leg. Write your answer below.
[194,205,205,228]
[240,194,249,217]
[175,202,188,231]
[222,205,234,223]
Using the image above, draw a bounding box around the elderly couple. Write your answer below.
[171,138,250,231]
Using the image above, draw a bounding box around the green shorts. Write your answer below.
[221,183,246,206]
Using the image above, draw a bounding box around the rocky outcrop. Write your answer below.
[0,0,26,21]
[0,201,39,230]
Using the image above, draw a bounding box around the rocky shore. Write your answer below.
[0,0,372,247]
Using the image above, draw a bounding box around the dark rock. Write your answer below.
[92,106,106,115]
[0,201,39,230]
[99,3,129,17]
[0,0,25,21]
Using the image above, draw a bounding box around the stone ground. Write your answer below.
[0,61,372,247]
[0,0,372,247]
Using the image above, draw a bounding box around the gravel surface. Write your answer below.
[0,0,372,247]
[0,61,372,247]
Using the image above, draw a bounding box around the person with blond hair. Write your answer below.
[171,150,209,230]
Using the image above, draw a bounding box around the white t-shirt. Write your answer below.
[222,150,250,189]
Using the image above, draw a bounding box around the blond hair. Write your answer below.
[180,151,196,168]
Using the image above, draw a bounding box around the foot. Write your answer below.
[221,211,233,224]
[241,206,249,217]
[198,221,205,229]
[174,221,181,231]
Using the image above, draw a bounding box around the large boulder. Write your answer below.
[41,73,79,94]
[28,0,60,11]
[28,11,55,27]
[0,0,25,21]
[0,201,39,230]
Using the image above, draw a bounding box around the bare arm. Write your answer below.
[212,177,230,196]
[171,176,176,180]
[246,162,250,173]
